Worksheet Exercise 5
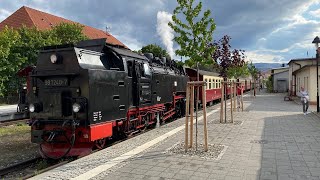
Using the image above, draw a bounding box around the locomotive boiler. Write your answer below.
[28,39,188,158]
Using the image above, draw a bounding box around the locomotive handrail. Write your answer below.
[30,73,79,77]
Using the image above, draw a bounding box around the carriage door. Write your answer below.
[137,62,152,106]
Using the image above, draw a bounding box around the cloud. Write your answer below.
[309,8,320,18]
[245,51,286,63]
[0,9,11,21]
[1,0,320,64]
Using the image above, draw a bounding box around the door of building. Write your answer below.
[277,80,287,93]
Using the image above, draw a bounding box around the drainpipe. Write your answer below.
[292,62,302,96]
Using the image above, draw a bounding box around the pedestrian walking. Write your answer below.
[298,87,309,115]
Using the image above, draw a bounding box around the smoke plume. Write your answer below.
[156,11,174,58]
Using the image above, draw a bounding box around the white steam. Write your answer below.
[156,11,174,58]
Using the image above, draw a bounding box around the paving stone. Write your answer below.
[144,170,162,177]
[158,172,175,178]
[172,173,191,180]
[208,173,226,180]
[149,166,166,172]
[224,175,243,180]
[188,175,209,180]
[192,171,210,178]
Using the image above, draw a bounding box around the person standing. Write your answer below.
[298,87,309,115]
[237,84,242,111]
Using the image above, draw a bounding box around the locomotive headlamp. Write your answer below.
[29,104,35,113]
[50,54,58,64]
[29,103,42,113]
[72,103,81,113]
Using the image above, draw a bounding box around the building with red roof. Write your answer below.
[0,6,126,47]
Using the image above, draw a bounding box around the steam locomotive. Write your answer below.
[28,39,188,158]
[27,38,253,159]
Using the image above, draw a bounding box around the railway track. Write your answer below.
[0,156,74,179]
[0,157,42,178]
[0,120,155,179]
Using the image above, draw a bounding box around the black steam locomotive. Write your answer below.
[28,39,188,158]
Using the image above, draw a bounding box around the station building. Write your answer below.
[0,6,125,47]
[288,58,319,104]
[271,67,289,93]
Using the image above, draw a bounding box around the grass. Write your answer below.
[0,123,30,136]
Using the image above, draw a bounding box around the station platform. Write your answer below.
[0,104,17,114]
[31,92,320,180]
[0,104,29,122]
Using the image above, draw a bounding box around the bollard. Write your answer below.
[220,82,224,123]
[189,85,194,148]
[185,85,190,152]
[230,82,233,123]
[202,84,208,152]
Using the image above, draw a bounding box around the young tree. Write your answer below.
[212,35,231,78]
[211,35,248,81]
[226,49,248,79]
[168,0,216,69]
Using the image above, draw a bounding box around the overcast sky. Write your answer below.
[1,0,320,63]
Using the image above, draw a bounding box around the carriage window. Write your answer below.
[213,79,216,89]
[209,79,211,89]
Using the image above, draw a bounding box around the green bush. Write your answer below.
[266,76,273,93]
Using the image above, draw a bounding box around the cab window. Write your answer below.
[143,63,151,77]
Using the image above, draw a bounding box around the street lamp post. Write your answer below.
[312,36,320,112]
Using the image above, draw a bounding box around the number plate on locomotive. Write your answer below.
[44,78,68,86]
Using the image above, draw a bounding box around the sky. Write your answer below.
[1,0,320,63]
